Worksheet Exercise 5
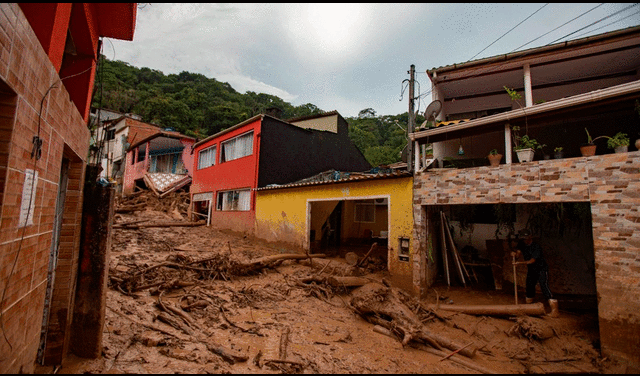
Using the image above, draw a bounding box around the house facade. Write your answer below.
[409,26,640,367]
[92,115,161,187]
[123,131,195,196]
[0,3,135,372]
[255,171,415,290]
[190,111,371,233]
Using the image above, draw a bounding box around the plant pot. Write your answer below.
[635,138,640,150]
[515,148,534,163]
[580,144,596,157]
[554,151,563,159]
[614,145,628,153]
[487,154,502,167]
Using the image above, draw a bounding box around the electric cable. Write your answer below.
[0,81,58,354]
[572,9,640,39]
[467,3,549,62]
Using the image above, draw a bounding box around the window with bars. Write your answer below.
[198,145,216,169]
[220,131,253,163]
[217,189,251,211]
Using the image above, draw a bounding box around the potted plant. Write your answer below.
[512,125,544,163]
[581,128,606,157]
[487,149,502,167]
[582,128,630,156]
[607,132,629,153]
[553,147,564,159]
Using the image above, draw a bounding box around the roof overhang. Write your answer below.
[256,170,412,191]
[95,3,137,41]
[128,131,195,151]
[410,80,640,142]
[427,26,640,103]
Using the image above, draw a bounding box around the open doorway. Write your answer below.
[309,198,389,270]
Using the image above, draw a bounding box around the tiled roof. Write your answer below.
[256,169,411,191]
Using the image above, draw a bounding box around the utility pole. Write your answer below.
[407,64,415,173]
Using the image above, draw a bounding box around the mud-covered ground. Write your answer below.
[36,193,628,374]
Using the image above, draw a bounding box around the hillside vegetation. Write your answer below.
[92,57,425,167]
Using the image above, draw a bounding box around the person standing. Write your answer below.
[511,229,559,317]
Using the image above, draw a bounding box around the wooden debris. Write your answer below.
[114,220,206,229]
[350,283,477,358]
[356,242,378,267]
[426,303,546,317]
[279,326,290,360]
[206,343,249,364]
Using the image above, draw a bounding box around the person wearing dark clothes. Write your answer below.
[510,229,559,317]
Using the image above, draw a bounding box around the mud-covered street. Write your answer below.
[39,191,625,374]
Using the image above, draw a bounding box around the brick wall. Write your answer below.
[0,4,90,372]
[412,151,640,366]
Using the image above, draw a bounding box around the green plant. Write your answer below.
[584,128,610,145]
[504,86,522,108]
[489,148,499,155]
[554,147,563,153]
[511,125,544,150]
[606,132,629,149]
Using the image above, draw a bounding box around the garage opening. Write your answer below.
[309,198,389,271]
[428,202,597,307]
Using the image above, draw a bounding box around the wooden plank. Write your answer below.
[439,212,450,286]
[442,212,466,286]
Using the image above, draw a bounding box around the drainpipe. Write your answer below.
[523,64,533,107]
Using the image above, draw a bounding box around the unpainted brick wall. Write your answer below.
[0,4,90,373]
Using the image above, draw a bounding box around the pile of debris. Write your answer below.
[115,189,190,221]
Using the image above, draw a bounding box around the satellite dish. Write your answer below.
[422,100,442,128]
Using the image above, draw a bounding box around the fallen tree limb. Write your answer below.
[206,343,249,364]
[426,303,546,317]
[419,346,498,374]
[116,220,206,229]
[107,306,187,340]
[351,283,476,358]
[357,242,378,267]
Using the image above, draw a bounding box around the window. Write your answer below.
[138,145,146,162]
[217,189,251,211]
[106,128,115,140]
[354,200,375,223]
[198,145,216,169]
[220,131,253,163]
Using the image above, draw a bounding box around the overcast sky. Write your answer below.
[107,3,640,118]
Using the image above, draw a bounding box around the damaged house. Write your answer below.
[123,130,196,197]
[91,112,161,190]
[0,3,136,372]
[408,26,640,368]
[189,110,371,233]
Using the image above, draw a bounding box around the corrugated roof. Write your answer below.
[256,170,411,191]
[427,25,640,75]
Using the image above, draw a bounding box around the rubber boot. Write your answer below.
[525,297,534,304]
[548,299,559,317]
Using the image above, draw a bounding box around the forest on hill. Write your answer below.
[91,57,425,167]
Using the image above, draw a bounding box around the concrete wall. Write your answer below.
[412,151,640,367]
[0,4,90,372]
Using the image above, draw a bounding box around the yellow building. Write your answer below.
[255,170,416,291]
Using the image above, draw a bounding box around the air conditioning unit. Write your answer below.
[374,197,388,206]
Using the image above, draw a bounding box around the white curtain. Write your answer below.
[238,189,251,211]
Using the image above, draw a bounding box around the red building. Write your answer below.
[190,111,371,233]
[0,4,135,372]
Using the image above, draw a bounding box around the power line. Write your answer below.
[510,3,605,52]
[572,9,640,39]
[468,3,549,62]
[437,4,637,86]
[545,3,639,45]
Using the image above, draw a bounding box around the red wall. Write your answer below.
[191,119,262,232]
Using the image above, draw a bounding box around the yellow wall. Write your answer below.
[255,177,414,287]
